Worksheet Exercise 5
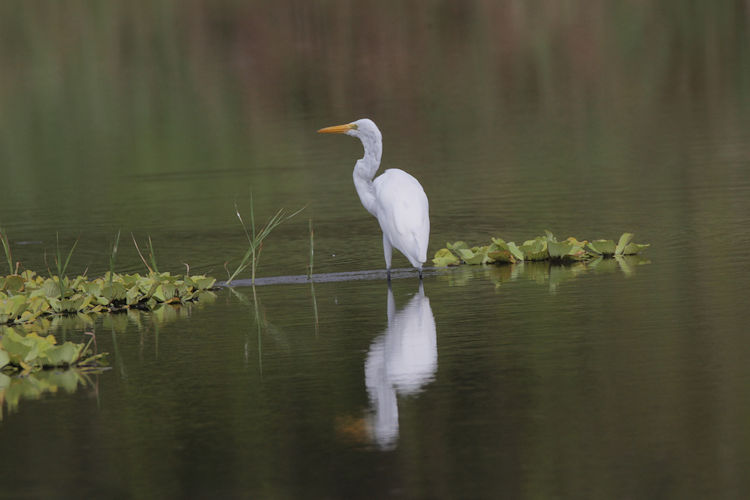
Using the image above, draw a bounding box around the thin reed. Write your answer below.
[132,233,159,274]
[308,218,314,280]
[226,195,304,285]
[109,230,121,284]
[0,228,13,275]
[52,233,79,299]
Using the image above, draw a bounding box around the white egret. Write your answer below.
[318,118,430,279]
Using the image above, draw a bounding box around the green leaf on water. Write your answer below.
[432,248,460,267]
[162,283,177,302]
[39,278,61,299]
[456,247,490,265]
[24,333,55,363]
[0,349,9,369]
[101,283,126,302]
[1,330,54,365]
[548,240,574,259]
[126,286,140,306]
[40,342,82,366]
[615,233,634,256]
[120,274,139,287]
[175,283,190,298]
[3,275,24,293]
[4,295,28,318]
[622,242,650,255]
[488,238,515,263]
[548,237,587,260]
[1,330,31,363]
[192,276,216,290]
[487,249,513,263]
[506,242,525,261]
[519,238,548,261]
[153,284,170,302]
[587,239,617,256]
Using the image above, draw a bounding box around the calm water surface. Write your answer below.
[2,2,750,498]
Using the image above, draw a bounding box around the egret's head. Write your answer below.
[318,118,382,144]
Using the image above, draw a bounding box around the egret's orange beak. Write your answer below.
[317,123,357,134]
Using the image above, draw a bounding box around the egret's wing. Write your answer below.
[373,169,430,266]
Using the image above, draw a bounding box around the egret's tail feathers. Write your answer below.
[404,246,426,269]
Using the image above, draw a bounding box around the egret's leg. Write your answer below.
[383,234,393,281]
[418,267,423,280]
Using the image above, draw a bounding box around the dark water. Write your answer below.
[2,2,750,498]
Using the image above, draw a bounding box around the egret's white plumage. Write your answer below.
[318,118,430,278]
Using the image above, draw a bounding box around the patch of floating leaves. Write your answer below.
[0,329,104,374]
[433,232,649,267]
[0,270,216,327]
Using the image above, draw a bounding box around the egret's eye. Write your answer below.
[350,123,359,130]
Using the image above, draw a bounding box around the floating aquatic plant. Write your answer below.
[433,232,649,267]
[0,328,105,374]
[1,270,216,327]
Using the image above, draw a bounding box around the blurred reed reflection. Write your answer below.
[365,283,436,449]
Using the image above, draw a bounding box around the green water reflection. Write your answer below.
[1,0,749,498]
[0,369,97,422]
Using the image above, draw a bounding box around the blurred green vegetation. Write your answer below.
[1,0,747,188]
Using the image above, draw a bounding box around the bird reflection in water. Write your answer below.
[364,283,437,449]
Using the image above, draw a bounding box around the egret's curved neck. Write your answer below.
[353,133,382,216]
